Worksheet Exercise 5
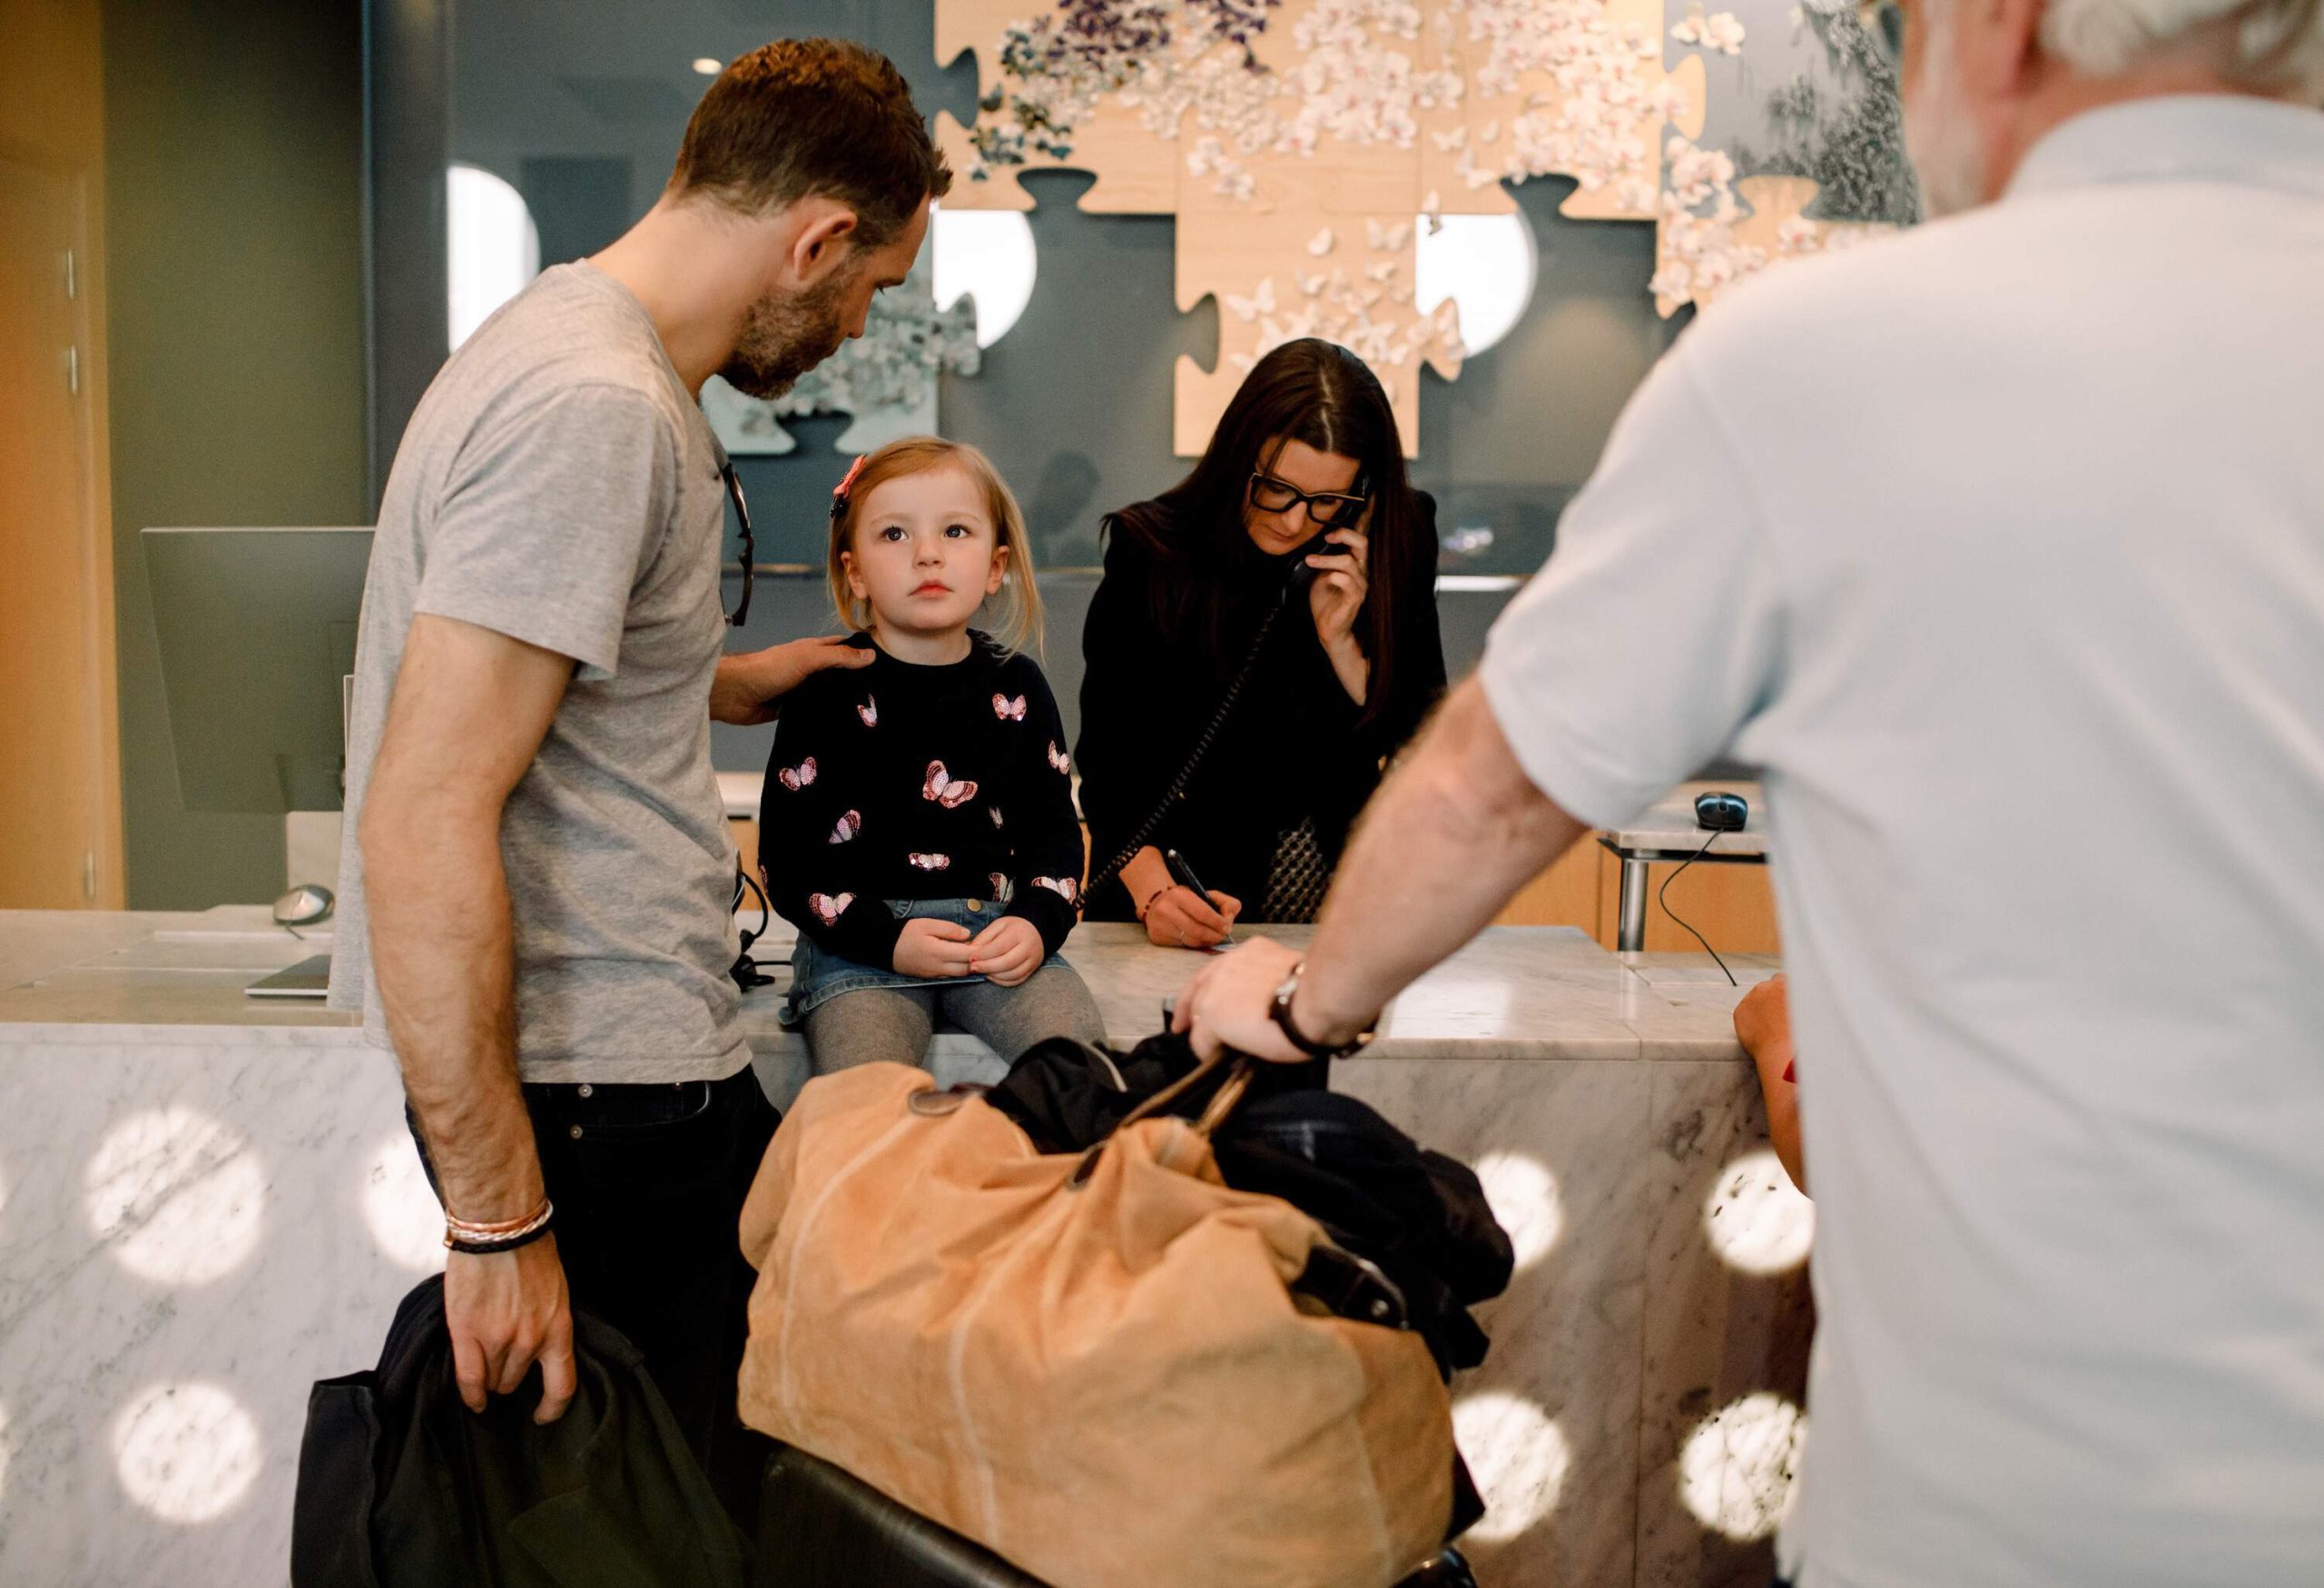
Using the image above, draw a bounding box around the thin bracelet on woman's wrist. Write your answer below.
[1135,884,1167,921]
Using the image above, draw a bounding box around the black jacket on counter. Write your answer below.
[985,1033,1514,1378]
[1075,495,1447,920]
[292,1276,746,1588]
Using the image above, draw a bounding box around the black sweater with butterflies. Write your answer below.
[757,631,1085,970]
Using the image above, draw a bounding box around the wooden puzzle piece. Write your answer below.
[1652,159,1896,317]
[936,0,1866,450]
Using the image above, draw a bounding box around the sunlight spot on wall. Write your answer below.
[1472,1149,1563,1272]
[1453,1390,1570,1544]
[1415,212,1538,354]
[1679,1391,1807,1541]
[932,204,1037,348]
[362,1131,446,1276]
[85,1107,265,1286]
[112,1382,263,1525]
[1702,1148,1814,1275]
[448,163,541,351]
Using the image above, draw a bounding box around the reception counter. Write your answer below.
[0,908,1809,1586]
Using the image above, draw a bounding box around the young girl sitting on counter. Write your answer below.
[757,438,1105,1073]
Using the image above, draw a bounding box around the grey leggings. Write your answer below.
[803,962,1107,1076]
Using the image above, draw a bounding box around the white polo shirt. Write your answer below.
[1482,96,2324,1587]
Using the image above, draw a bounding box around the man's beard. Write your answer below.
[1904,13,1986,220]
[717,269,853,399]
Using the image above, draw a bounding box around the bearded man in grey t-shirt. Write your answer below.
[333,39,948,1515]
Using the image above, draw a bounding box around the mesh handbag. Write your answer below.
[1261,815,1333,924]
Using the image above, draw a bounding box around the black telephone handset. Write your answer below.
[1285,471,1369,597]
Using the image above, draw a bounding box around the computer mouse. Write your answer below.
[273,883,335,927]
[1694,792,1749,833]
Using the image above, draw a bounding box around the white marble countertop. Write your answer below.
[0,907,1759,1060]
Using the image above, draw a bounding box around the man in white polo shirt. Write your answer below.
[1173,0,2324,1581]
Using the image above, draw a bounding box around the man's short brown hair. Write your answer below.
[668,39,952,245]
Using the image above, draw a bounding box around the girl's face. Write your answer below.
[842,466,1009,643]
[1243,437,1365,557]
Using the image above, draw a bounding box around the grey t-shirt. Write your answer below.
[329,261,751,1084]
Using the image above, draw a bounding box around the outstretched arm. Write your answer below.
[1172,676,1584,1060]
[712,635,874,725]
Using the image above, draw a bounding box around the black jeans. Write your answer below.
[409,1065,781,1528]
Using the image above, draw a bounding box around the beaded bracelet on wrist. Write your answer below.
[443,1197,555,1255]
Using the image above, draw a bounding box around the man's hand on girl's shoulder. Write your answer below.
[711,636,875,725]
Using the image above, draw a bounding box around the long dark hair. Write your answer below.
[1107,339,1422,725]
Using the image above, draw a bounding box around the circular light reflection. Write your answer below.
[448,163,541,352]
[692,57,723,75]
[1702,1149,1815,1275]
[112,1382,263,1524]
[931,205,1037,349]
[1679,1391,1806,1541]
[1452,1391,1570,1544]
[1414,212,1538,355]
[1472,1149,1563,1272]
[86,1107,266,1286]
[362,1132,447,1276]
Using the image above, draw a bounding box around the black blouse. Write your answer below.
[758,632,1085,967]
[1075,493,1447,920]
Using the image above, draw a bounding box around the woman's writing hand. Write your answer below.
[969,916,1045,987]
[892,918,976,979]
[1305,521,1372,704]
[1145,885,1241,950]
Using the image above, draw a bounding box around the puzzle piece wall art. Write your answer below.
[935,0,1906,455]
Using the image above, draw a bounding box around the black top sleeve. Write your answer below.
[1074,532,1184,905]
[1000,659,1087,956]
[758,678,908,969]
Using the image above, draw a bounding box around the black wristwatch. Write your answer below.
[1268,960,1373,1060]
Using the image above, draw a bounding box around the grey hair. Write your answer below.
[2040,0,2324,94]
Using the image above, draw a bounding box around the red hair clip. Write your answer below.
[831,454,869,516]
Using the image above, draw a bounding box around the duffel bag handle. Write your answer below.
[1067,1051,1257,1189]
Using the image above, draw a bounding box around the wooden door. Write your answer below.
[0,159,121,906]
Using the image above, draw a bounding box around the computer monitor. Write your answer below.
[141,527,373,814]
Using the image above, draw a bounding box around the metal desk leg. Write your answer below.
[1617,856,1649,952]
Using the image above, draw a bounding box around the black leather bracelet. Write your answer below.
[1268,961,1373,1061]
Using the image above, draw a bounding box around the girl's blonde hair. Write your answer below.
[827,436,1044,656]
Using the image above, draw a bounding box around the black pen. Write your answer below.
[1164,848,1235,947]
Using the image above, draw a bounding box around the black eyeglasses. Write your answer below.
[722,461,754,628]
[1248,471,1368,528]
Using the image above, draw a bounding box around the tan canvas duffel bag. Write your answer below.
[735,1056,1455,1588]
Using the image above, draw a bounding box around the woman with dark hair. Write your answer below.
[1076,338,1446,945]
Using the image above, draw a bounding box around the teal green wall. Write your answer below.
[103,0,369,907]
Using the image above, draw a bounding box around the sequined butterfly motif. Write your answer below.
[922,762,978,809]
[857,697,878,728]
[828,811,861,844]
[777,756,817,792]
[1032,876,1078,905]
[1046,742,1069,775]
[989,872,1010,902]
[992,693,1026,722]
[808,892,853,927]
[908,853,951,872]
